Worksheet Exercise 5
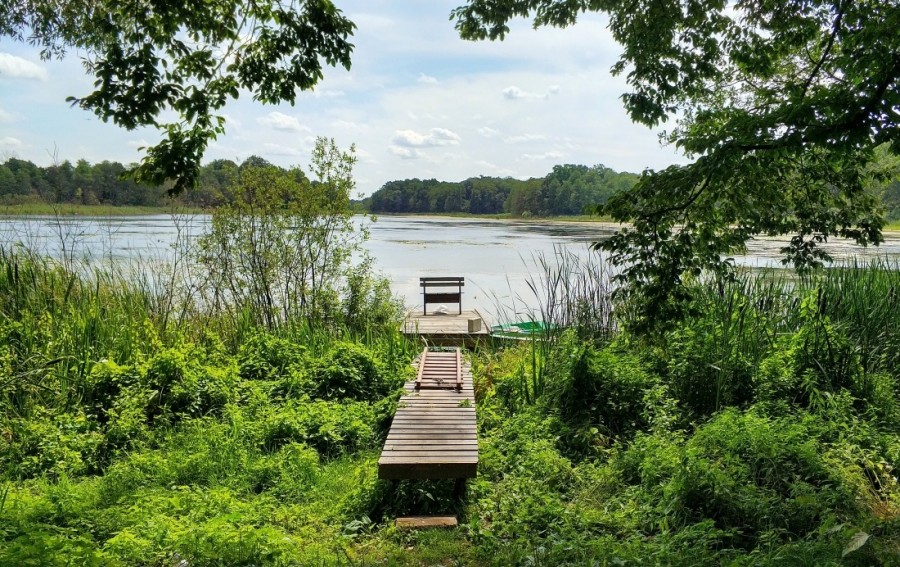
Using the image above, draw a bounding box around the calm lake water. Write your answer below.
[2,214,900,322]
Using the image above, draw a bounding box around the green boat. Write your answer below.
[490,320,555,340]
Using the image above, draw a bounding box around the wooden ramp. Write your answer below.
[378,348,478,480]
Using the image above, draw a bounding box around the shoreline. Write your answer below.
[4,205,900,235]
[0,203,206,217]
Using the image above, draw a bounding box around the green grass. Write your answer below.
[2,245,900,565]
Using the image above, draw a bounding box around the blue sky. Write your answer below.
[0,1,686,196]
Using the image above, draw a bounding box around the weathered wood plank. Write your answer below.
[384,441,478,448]
[380,452,478,459]
[386,435,478,442]
[396,516,458,530]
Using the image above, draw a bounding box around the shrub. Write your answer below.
[237,331,307,381]
[139,343,239,421]
[81,360,138,419]
[249,442,320,498]
[260,399,376,457]
[755,296,865,412]
[661,409,858,546]
[663,307,757,418]
[0,408,103,479]
[306,341,400,402]
[550,343,654,453]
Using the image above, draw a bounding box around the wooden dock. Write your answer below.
[401,309,490,348]
[378,348,478,480]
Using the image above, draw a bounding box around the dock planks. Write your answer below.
[401,309,489,348]
[378,348,478,480]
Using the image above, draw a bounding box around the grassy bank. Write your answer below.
[0,203,207,216]
[2,249,900,565]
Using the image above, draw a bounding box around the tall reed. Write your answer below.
[493,244,616,342]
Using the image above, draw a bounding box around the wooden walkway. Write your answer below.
[378,348,478,480]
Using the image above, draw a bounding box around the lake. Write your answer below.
[2,213,900,322]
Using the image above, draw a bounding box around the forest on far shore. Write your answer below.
[3,155,900,220]
[0,156,638,217]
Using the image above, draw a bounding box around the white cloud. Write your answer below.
[221,113,242,129]
[392,128,461,147]
[126,139,150,149]
[417,73,438,84]
[0,107,16,123]
[474,160,515,176]
[0,53,48,81]
[355,147,377,163]
[312,89,345,98]
[262,143,304,157]
[388,145,422,160]
[0,6,686,196]
[521,150,564,161]
[504,133,546,144]
[0,136,25,149]
[257,111,311,133]
[502,86,526,100]
[332,119,367,131]
[477,127,501,138]
[502,85,558,100]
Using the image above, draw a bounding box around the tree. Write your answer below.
[453,0,900,327]
[196,137,364,329]
[0,0,355,193]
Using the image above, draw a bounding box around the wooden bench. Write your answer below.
[420,277,464,315]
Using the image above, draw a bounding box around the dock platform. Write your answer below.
[378,348,478,480]
[401,309,490,348]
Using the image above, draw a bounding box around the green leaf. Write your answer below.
[843,532,870,557]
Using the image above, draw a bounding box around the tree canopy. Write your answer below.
[366,164,639,216]
[453,0,900,326]
[0,0,355,193]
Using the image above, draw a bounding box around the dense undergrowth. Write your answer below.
[3,248,900,565]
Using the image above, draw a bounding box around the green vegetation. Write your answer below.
[1,0,354,192]
[1,156,639,218]
[3,224,900,563]
[0,155,266,209]
[454,0,900,327]
[0,203,203,217]
[367,164,639,217]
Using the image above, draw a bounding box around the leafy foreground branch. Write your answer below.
[0,0,355,192]
[453,0,900,327]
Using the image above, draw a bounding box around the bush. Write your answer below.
[260,399,377,457]
[0,408,104,479]
[237,332,307,381]
[81,360,138,419]
[641,408,859,548]
[306,341,400,402]
[550,343,654,454]
[755,296,865,412]
[663,310,756,418]
[139,343,239,421]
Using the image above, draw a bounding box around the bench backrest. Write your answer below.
[420,277,464,314]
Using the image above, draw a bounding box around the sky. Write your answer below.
[0,1,687,196]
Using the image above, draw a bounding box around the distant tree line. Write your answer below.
[366,164,641,217]
[5,155,898,220]
[0,156,281,208]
